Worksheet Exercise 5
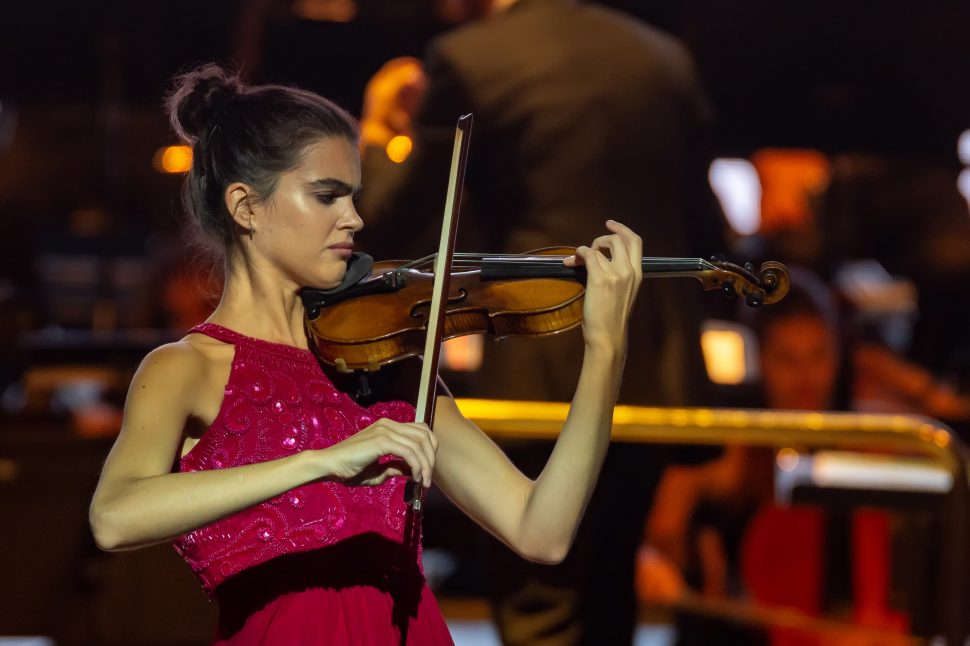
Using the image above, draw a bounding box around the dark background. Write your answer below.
[3,0,968,152]
[0,2,968,642]
[2,0,967,265]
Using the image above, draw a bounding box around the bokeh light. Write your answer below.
[153,145,193,174]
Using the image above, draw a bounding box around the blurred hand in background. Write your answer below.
[360,57,427,148]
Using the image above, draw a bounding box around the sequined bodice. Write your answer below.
[173,323,420,593]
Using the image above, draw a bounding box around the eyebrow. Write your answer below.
[306,178,362,197]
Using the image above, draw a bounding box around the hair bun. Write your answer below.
[166,63,242,143]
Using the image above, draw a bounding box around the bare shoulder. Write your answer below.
[111,335,234,461]
[138,338,211,381]
[132,336,231,402]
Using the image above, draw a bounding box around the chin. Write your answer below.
[302,278,340,291]
[310,269,346,290]
[296,257,349,290]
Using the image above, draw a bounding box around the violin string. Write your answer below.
[417,260,713,271]
[397,254,715,272]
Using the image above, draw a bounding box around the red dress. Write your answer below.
[173,324,453,645]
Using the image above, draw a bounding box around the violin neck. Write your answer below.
[479,256,713,281]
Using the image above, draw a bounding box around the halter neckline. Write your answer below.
[189,322,317,364]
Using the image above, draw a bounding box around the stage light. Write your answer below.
[776,447,800,472]
[959,131,970,207]
[153,145,193,174]
[441,335,484,372]
[386,135,413,163]
[708,158,761,236]
[700,320,757,385]
[750,149,830,235]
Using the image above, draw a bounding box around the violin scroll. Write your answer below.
[703,259,790,307]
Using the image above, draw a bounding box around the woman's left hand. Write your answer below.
[563,220,642,354]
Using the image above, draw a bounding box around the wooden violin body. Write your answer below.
[302,248,790,373]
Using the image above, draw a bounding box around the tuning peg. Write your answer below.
[746,291,764,307]
[722,283,737,298]
[744,262,755,272]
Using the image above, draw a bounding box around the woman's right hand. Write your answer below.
[318,419,438,489]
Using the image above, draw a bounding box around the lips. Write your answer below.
[327,242,354,259]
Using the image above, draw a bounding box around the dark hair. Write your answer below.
[165,63,358,252]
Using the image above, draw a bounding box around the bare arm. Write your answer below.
[90,342,437,552]
[433,345,622,564]
[432,221,642,564]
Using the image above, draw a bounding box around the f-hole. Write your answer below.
[409,288,469,320]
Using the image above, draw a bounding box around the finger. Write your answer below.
[595,227,643,293]
[573,245,611,283]
[372,464,407,485]
[409,422,438,453]
[349,459,404,487]
[591,235,636,294]
[590,234,631,271]
[397,423,437,479]
[562,245,591,267]
[372,469,404,486]
[604,219,639,242]
[589,235,614,260]
[379,436,429,486]
[396,422,436,466]
[562,252,580,267]
[384,460,411,477]
[606,220,643,279]
[388,430,433,487]
[572,245,608,272]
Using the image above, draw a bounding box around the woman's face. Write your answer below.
[760,314,839,410]
[252,136,364,290]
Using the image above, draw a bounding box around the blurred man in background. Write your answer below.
[358,1,727,643]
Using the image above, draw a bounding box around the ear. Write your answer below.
[225,182,257,233]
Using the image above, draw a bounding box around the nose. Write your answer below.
[341,202,365,233]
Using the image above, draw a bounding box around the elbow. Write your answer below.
[518,537,571,566]
[89,503,129,552]
[528,548,568,566]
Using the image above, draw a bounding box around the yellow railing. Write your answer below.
[454,399,970,645]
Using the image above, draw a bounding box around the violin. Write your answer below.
[302,248,790,373]
[304,113,787,517]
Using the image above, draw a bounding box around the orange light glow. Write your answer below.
[154,145,193,174]
[701,328,748,385]
[386,135,413,163]
[776,447,800,472]
[750,148,830,234]
[291,0,357,22]
[441,334,484,372]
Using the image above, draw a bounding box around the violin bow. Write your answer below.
[409,113,473,512]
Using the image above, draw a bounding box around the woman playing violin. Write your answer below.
[89,63,642,644]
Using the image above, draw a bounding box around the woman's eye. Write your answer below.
[316,194,338,206]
